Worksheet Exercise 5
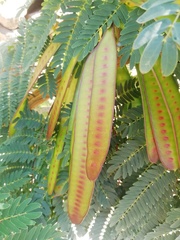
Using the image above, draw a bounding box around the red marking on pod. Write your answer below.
[90,162,97,168]
[96,126,103,131]
[75,202,80,207]
[77,183,83,189]
[161,130,166,134]
[159,116,164,120]
[79,174,86,180]
[166,150,172,155]
[98,112,105,117]
[100,88,106,94]
[95,133,102,139]
[101,80,107,84]
[163,136,169,141]
[98,105,105,110]
[93,149,100,155]
[94,141,101,147]
[102,72,107,77]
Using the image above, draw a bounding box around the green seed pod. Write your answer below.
[138,59,180,170]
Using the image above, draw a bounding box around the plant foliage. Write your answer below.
[0,0,179,239]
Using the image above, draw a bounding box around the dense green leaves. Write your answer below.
[21,0,61,71]
[0,224,62,240]
[110,165,177,239]
[72,1,128,61]
[38,71,57,98]
[107,134,148,179]
[117,106,144,138]
[144,208,180,240]
[0,170,30,194]
[0,197,41,236]
[119,8,142,68]
[115,78,140,105]
[0,143,35,163]
[0,0,179,239]
[52,0,93,75]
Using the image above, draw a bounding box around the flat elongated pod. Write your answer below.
[86,28,117,180]
[9,98,27,136]
[153,58,180,150]
[140,61,180,170]
[121,0,146,7]
[46,56,78,139]
[67,50,96,224]
[26,42,60,95]
[47,75,78,195]
[137,66,159,163]
[47,121,67,195]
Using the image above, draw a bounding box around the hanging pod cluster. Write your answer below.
[67,28,117,224]
[137,58,180,170]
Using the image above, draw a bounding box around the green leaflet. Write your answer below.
[0,197,41,236]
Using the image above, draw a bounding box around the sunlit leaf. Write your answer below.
[137,3,179,23]
[161,37,178,76]
[140,35,163,73]
[141,0,174,10]
[172,22,180,45]
[133,19,171,49]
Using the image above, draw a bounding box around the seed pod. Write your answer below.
[9,98,27,136]
[138,59,180,170]
[86,28,117,180]
[137,66,159,163]
[47,74,78,195]
[121,0,146,8]
[67,49,96,224]
[46,56,78,139]
[152,58,180,168]
[48,120,67,195]
[27,42,61,95]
